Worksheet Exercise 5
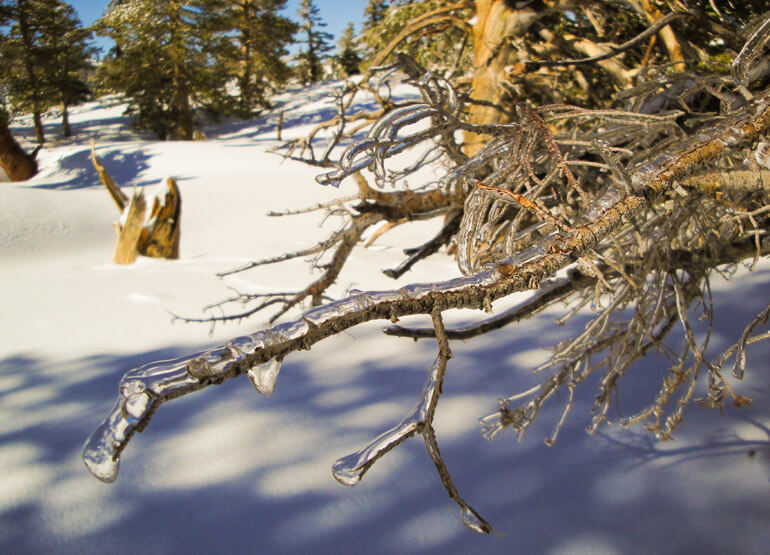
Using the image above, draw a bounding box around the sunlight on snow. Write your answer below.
[0,443,55,512]
[392,506,466,550]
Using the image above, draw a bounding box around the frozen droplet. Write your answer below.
[461,506,493,534]
[332,419,421,487]
[331,454,367,486]
[82,399,126,483]
[83,444,120,484]
[247,358,283,397]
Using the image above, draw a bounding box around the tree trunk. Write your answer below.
[465,0,540,155]
[61,102,72,137]
[17,0,46,145]
[0,110,38,182]
[168,1,193,140]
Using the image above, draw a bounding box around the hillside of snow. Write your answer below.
[1,83,768,554]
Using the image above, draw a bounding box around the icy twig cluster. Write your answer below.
[85,21,770,532]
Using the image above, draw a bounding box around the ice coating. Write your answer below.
[84,268,510,483]
[440,137,511,189]
[123,392,152,421]
[269,319,310,343]
[347,289,406,304]
[316,103,440,187]
[332,349,444,486]
[732,13,770,86]
[82,399,126,483]
[461,506,493,534]
[185,347,236,379]
[302,295,374,327]
[630,152,675,191]
[578,186,625,224]
[247,358,283,397]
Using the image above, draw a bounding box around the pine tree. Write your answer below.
[96,0,232,140]
[221,0,297,116]
[0,0,94,142]
[294,0,333,85]
[1,1,58,143]
[362,0,388,32]
[34,2,94,137]
[360,0,470,71]
[334,22,361,77]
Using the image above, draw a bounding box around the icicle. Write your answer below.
[82,399,126,483]
[332,418,422,486]
[247,358,283,397]
[332,350,444,486]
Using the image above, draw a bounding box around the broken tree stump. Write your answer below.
[91,142,181,264]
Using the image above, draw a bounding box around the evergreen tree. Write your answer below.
[96,0,232,140]
[334,23,360,77]
[0,0,91,143]
[294,0,333,84]
[360,0,469,70]
[362,0,388,32]
[221,0,297,116]
[35,2,94,137]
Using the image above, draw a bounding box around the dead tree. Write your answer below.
[91,143,181,264]
[84,3,770,534]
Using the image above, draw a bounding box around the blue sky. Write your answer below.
[68,0,367,54]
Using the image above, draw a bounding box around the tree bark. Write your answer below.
[465,0,541,155]
[0,110,38,182]
[61,101,72,138]
[91,145,181,263]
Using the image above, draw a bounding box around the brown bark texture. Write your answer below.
[465,0,540,155]
[0,111,38,182]
[91,146,181,263]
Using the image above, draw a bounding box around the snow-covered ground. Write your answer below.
[1,84,768,554]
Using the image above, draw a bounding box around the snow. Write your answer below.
[1,82,769,554]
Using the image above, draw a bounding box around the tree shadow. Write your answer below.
[2,282,769,555]
[29,147,154,191]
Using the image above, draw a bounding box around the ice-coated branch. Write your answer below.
[83,89,770,486]
[332,309,493,534]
